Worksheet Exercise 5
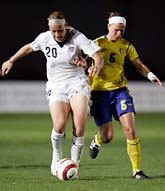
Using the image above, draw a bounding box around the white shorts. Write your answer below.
[46,76,91,106]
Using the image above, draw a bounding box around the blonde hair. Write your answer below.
[47,11,65,20]
[47,11,68,25]
[108,12,121,19]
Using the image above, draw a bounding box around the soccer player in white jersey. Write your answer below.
[1,11,104,178]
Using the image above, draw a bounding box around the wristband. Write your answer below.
[147,72,156,81]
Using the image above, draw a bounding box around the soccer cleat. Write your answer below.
[73,168,80,179]
[50,160,59,176]
[70,160,80,179]
[133,170,151,179]
[89,139,101,159]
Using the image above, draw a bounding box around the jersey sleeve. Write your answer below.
[127,43,139,61]
[31,33,45,51]
[75,32,101,57]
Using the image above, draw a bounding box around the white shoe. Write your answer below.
[50,160,58,176]
[74,168,79,179]
[71,160,80,179]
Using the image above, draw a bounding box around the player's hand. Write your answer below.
[1,60,13,76]
[147,72,163,87]
[73,55,88,68]
[88,66,101,76]
[151,76,163,87]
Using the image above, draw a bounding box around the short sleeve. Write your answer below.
[75,32,101,57]
[31,33,44,51]
[127,43,139,61]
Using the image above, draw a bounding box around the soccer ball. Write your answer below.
[56,158,79,180]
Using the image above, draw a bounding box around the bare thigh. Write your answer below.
[70,93,88,136]
[49,101,70,133]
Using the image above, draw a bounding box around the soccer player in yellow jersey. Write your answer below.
[89,12,163,179]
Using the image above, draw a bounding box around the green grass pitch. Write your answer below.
[0,113,165,191]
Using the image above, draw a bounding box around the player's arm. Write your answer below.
[1,43,34,76]
[75,33,104,76]
[88,51,104,76]
[132,57,163,87]
[73,50,103,77]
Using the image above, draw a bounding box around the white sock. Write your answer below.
[71,136,84,165]
[51,129,64,162]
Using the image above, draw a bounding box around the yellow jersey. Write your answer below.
[90,36,138,90]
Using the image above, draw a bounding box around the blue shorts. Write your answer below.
[90,87,135,126]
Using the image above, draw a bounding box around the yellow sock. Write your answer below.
[95,131,103,145]
[127,138,141,175]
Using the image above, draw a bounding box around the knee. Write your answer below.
[124,127,136,140]
[102,134,113,143]
[52,120,67,133]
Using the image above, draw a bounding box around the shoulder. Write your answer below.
[36,31,52,39]
[69,27,91,44]
[95,35,106,42]
[32,31,53,46]
[94,35,107,46]
[120,38,138,57]
[71,27,87,40]
[119,38,130,45]
[31,31,53,50]
[119,38,136,51]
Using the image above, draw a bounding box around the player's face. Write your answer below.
[107,23,125,41]
[49,24,67,42]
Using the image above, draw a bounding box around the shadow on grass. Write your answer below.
[0,164,49,169]
[0,164,165,180]
[79,175,165,180]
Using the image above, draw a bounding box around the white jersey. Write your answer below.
[31,27,100,82]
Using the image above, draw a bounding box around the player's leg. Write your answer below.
[89,90,114,158]
[69,92,88,166]
[119,112,140,172]
[115,88,150,179]
[119,112,150,179]
[89,122,114,159]
[49,101,70,176]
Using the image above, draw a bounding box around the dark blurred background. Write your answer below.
[0,0,164,81]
